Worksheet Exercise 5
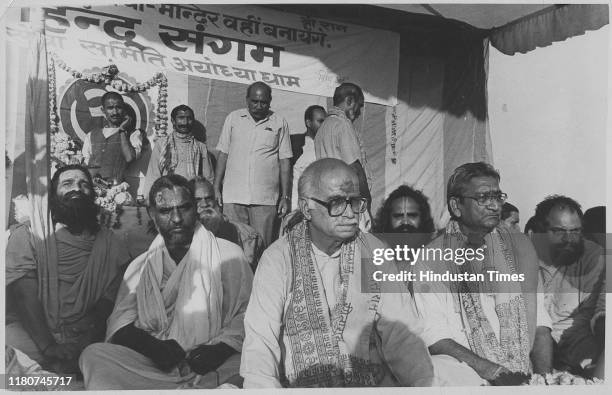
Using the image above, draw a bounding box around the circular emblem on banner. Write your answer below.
[58,78,150,144]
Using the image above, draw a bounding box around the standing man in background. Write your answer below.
[290,105,326,211]
[214,82,292,246]
[315,83,372,227]
[143,104,214,197]
[82,92,142,184]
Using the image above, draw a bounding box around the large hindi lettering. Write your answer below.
[123,4,332,47]
[45,7,143,49]
[43,4,398,105]
[159,25,283,67]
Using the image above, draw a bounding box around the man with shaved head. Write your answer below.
[241,158,434,388]
[315,83,371,220]
[215,82,292,247]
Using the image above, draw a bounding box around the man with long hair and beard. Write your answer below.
[374,184,436,250]
[5,164,131,375]
[532,195,605,379]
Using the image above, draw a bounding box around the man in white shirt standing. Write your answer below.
[81,92,142,184]
[214,82,292,247]
[290,105,326,211]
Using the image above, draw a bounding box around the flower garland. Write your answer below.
[51,55,169,140]
[94,181,133,213]
[390,106,398,164]
[95,180,133,229]
[47,54,169,214]
[526,371,603,385]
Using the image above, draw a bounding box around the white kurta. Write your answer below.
[240,235,434,388]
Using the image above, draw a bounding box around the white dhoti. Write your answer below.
[79,224,252,390]
[80,343,241,390]
[431,355,487,386]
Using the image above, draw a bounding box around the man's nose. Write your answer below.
[488,199,502,211]
[341,204,356,219]
[170,207,183,224]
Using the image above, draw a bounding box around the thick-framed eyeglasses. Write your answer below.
[308,196,367,217]
[548,227,582,237]
[459,192,508,206]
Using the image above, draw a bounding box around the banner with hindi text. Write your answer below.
[44,4,399,106]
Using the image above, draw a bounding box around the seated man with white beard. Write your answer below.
[190,176,265,271]
[6,164,131,374]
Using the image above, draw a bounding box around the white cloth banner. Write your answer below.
[44,4,399,105]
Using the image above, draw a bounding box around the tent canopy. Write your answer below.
[268,3,609,55]
[378,4,552,29]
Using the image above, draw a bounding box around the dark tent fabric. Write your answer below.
[490,4,609,55]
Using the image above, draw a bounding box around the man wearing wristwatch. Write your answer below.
[215,82,292,247]
[82,91,142,184]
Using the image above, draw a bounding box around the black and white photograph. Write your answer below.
[1,1,609,391]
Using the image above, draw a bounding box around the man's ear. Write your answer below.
[345,95,354,108]
[305,118,312,130]
[449,197,462,219]
[299,198,311,220]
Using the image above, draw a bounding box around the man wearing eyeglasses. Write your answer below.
[241,158,434,388]
[532,195,605,379]
[412,162,552,386]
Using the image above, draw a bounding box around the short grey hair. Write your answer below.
[446,162,500,215]
[298,158,356,200]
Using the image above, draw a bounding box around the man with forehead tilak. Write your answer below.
[412,162,553,385]
[80,175,252,390]
[241,158,433,388]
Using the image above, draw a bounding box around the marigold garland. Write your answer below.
[48,53,169,215]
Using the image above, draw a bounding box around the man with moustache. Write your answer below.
[80,175,253,389]
[143,104,214,197]
[5,165,131,374]
[412,162,553,385]
[532,195,605,378]
[82,92,142,183]
[374,185,436,287]
[190,176,265,271]
[375,185,436,239]
[215,82,292,247]
[291,105,326,211]
[241,158,434,388]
